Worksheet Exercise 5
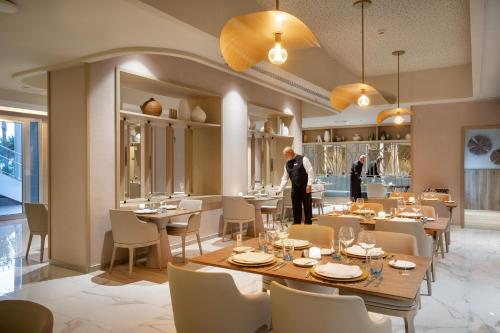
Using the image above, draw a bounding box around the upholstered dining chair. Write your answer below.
[422,199,451,253]
[367,198,398,213]
[0,300,53,333]
[168,263,271,333]
[24,203,49,262]
[166,199,203,263]
[270,282,392,333]
[108,209,161,277]
[222,196,255,241]
[350,202,384,214]
[367,183,386,199]
[375,220,435,294]
[316,215,361,242]
[365,230,418,256]
[401,205,436,218]
[260,198,283,229]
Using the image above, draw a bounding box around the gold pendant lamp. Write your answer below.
[376,50,414,124]
[220,0,319,72]
[330,0,395,111]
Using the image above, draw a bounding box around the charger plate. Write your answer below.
[227,256,276,267]
[309,268,369,283]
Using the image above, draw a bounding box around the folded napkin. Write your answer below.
[315,263,362,278]
[346,245,383,256]
[232,252,273,264]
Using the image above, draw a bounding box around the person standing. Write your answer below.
[350,155,366,200]
[367,156,383,177]
[278,147,315,224]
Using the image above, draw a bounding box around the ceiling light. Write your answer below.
[0,0,17,14]
[394,115,404,124]
[357,89,370,107]
[268,33,288,65]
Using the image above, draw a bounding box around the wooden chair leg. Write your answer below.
[25,233,33,260]
[128,248,134,278]
[40,234,46,262]
[431,259,436,282]
[439,232,445,259]
[426,269,432,296]
[196,233,203,255]
[181,235,186,263]
[109,245,117,274]
[222,221,228,241]
[156,242,162,270]
[404,311,416,333]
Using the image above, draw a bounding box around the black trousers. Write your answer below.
[291,188,312,224]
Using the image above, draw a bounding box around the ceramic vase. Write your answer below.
[178,99,191,121]
[140,98,162,116]
[191,106,207,123]
[324,130,331,142]
[316,135,322,143]
[405,133,411,140]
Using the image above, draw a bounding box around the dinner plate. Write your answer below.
[232,246,254,253]
[133,209,157,214]
[160,205,177,210]
[231,252,275,265]
[242,195,256,199]
[293,258,318,267]
[273,239,310,249]
[310,267,368,282]
[399,212,422,218]
[227,256,276,267]
[343,248,385,258]
[320,248,334,256]
[388,259,416,269]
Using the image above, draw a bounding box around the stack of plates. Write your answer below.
[310,263,367,282]
[228,252,275,267]
[273,239,310,249]
[344,245,385,258]
[133,209,157,214]
[232,246,254,254]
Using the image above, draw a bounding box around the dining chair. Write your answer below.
[108,209,161,277]
[316,215,361,242]
[281,187,294,223]
[222,196,255,241]
[24,203,49,262]
[350,202,384,214]
[390,192,415,199]
[0,300,53,333]
[260,198,283,229]
[375,220,435,294]
[422,199,451,253]
[270,282,392,333]
[401,205,436,218]
[168,263,271,333]
[367,183,386,199]
[367,198,398,213]
[366,230,418,256]
[166,199,203,263]
[311,190,325,215]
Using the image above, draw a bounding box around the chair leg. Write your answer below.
[181,235,186,263]
[404,311,416,333]
[196,233,203,255]
[439,232,445,259]
[128,248,134,278]
[109,245,117,274]
[25,233,33,260]
[426,269,432,296]
[445,229,450,253]
[431,259,436,282]
[239,222,243,237]
[156,242,162,270]
[222,221,228,241]
[40,234,46,262]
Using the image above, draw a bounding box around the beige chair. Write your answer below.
[281,187,294,223]
[24,203,49,262]
[401,205,435,218]
[270,282,392,333]
[168,263,271,333]
[222,196,255,241]
[422,199,451,253]
[0,300,53,333]
[312,191,325,215]
[375,220,435,294]
[367,198,398,213]
[260,198,283,229]
[166,199,203,263]
[367,183,386,199]
[367,230,418,256]
[390,192,415,199]
[351,202,384,214]
[109,209,161,277]
[317,215,361,242]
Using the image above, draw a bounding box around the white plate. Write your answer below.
[313,263,363,279]
[293,258,318,267]
[388,259,416,269]
[399,212,422,218]
[273,239,310,248]
[320,248,334,256]
[345,246,384,257]
[242,195,256,199]
[133,209,157,214]
[160,205,177,210]
[233,246,254,253]
[231,252,274,265]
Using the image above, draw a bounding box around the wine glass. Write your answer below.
[356,198,365,213]
[258,232,268,252]
[339,226,355,253]
[397,198,405,216]
[412,201,421,219]
[267,229,278,254]
[357,231,376,259]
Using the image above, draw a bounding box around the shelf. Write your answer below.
[120,110,221,129]
[248,130,294,139]
[303,139,411,145]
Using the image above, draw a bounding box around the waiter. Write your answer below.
[277,147,315,224]
[367,156,383,177]
[350,155,366,200]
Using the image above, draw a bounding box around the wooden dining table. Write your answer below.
[135,208,202,268]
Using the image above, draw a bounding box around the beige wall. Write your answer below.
[412,99,500,226]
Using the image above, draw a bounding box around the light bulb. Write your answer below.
[357,90,370,107]
[394,115,404,124]
[268,32,288,65]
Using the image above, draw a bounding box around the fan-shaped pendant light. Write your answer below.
[376,50,414,124]
[220,0,320,72]
[330,0,395,111]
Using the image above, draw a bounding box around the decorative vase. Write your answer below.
[323,130,331,142]
[178,99,191,121]
[140,98,162,116]
[353,133,361,141]
[335,136,341,142]
[395,133,401,140]
[169,108,177,119]
[405,133,411,140]
[191,106,207,123]
[282,126,289,136]
[316,135,322,143]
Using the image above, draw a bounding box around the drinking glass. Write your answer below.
[369,256,384,278]
[356,198,365,212]
[339,226,355,252]
[400,255,411,276]
[397,198,405,215]
[331,239,342,261]
[412,201,421,219]
[390,207,398,218]
[258,232,268,252]
[357,231,376,259]
[267,229,277,253]
[283,239,294,261]
[236,233,243,248]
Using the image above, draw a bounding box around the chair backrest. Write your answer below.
[367,183,386,199]
[402,205,435,218]
[312,190,324,199]
[287,224,334,247]
[367,231,418,256]
[109,209,158,244]
[421,200,449,218]
[316,216,361,242]
[374,220,432,257]
[350,202,384,213]
[170,199,203,225]
[367,198,398,213]
[423,192,450,201]
[24,203,48,233]
[390,192,415,199]
[0,300,53,333]
[168,263,270,333]
[270,282,390,333]
[222,196,255,221]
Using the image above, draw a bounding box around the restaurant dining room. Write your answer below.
[1,0,500,332]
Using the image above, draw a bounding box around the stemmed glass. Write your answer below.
[397,198,405,216]
[356,198,365,213]
[339,226,355,254]
[412,201,421,220]
[267,228,278,254]
[357,231,376,263]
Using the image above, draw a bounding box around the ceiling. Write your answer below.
[257,0,471,76]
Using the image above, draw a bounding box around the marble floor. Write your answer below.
[1,219,500,333]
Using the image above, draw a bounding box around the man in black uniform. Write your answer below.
[367,156,383,177]
[350,155,366,200]
[277,147,315,224]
